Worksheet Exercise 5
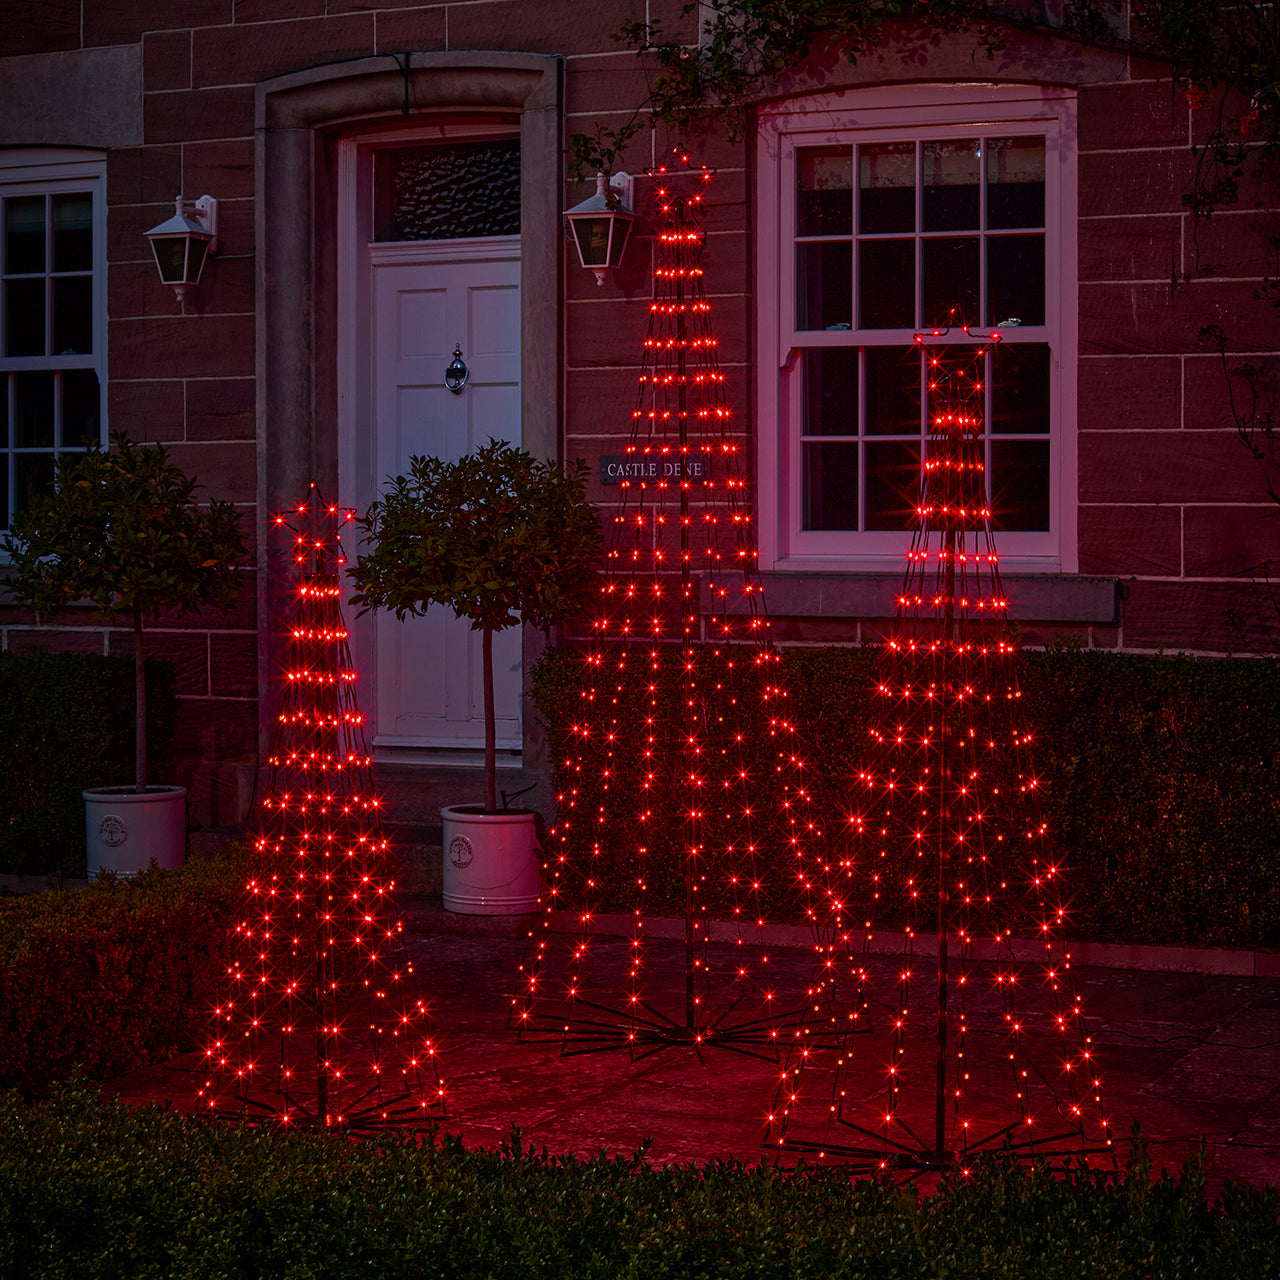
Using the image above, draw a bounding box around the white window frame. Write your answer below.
[756,84,1078,573]
[0,148,107,537]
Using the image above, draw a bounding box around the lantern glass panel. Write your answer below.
[185,237,210,284]
[572,216,611,267]
[606,216,632,267]
[151,236,189,284]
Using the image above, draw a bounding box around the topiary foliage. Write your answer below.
[351,438,601,811]
[2,432,245,792]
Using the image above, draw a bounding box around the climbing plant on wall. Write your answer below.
[571,0,1279,221]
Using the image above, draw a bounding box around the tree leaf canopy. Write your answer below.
[350,439,602,636]
[3,432,246,625]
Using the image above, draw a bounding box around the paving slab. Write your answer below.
[99,918,1280,1196]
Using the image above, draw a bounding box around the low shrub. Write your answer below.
[0,1082,1276,1279]
[0,651,177,876]
[532,644,1280,951]
[0,846,246,1093]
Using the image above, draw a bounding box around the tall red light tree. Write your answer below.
[513,155,827,1059]
[199,486,444,1128]
[768,333,1112,1175]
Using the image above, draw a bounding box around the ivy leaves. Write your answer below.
[574,0,1041,175]
[571,0,1277,191]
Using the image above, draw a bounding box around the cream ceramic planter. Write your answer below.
[441,805,541,915]
[83,785,187,878]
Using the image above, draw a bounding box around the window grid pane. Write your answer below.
[1,176,102,533]
[803,440,860,531]
[858,239,913,329]
[922,139,980,231]
[799,147,854,236]
[61,368,101,447]
[4,195,45,274]
[794,131,1052,544]
[859,142,914,234]
[987,137,1046,229]
[4,278,45,357]
[14,370,54,447]
[799,342,1050,534]
[52,193,93,272]
[53,276,92,354]
[797,240,852,330]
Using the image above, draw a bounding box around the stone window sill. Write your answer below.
[742,572,1119,624]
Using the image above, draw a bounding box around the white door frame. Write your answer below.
[336,129,525,762]
[255,55,563,782]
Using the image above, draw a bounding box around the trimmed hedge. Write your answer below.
[0,846,246,1093]
[0,1083,1277,1279]
[0,651,177,877]
[1024,647,1280,950]
[532,644,1280,952]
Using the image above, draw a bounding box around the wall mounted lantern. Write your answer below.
[145,195,218,301]
[564,172,634,287]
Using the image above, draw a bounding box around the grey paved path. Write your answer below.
[104,923,1280,1195]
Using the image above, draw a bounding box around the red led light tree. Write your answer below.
[200,486,444,1129]
[513,155,824,1058]
[768,333,1112,1175]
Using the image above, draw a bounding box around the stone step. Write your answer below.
[397,893,536,939]
[386,839,443,896]
[372,761,552,833]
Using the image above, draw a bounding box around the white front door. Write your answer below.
[369,241,522,753]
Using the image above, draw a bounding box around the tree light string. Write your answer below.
[766,333,1113,1176]
[512,154,834,1060]
[199,483,445,1129]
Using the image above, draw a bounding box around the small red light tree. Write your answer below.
[768,334,1112,1175]
[199,486,444,1129]
[513,155,825,1059]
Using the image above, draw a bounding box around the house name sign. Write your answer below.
[599,455,711,484]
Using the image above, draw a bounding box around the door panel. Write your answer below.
[372,251,522,751]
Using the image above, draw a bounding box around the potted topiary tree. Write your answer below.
[3,432,246,876]
[350,437,601,915]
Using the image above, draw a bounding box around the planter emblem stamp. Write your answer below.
[449,834,474,869]
[99,815,128,847]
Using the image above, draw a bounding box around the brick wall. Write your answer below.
[1,3,1276,832]
[564,22,1279,657]
[0,2,704,827]
[1078,73,1280,653]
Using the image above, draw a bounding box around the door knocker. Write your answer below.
[444,344,469,394]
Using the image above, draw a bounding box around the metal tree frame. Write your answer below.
[513,155,832,1061]
[768,333,1114,1176]
[199,486,445,1129]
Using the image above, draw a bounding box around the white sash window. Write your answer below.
[757,86,1077,571]
[0,149,106,534]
